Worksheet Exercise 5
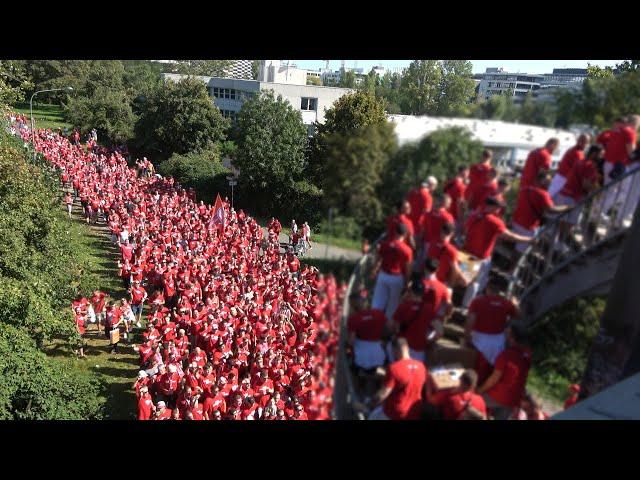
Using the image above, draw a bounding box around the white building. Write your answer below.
[477,68,543,103]
[388,114,578,172]
[162,72,354,135]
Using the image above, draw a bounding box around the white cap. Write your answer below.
[157,401,166,408]
[138,370,148,378]
[427,176,438,187]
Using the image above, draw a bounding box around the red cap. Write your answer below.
[569,384,580,393]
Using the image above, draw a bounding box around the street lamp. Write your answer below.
[30,86,73,161]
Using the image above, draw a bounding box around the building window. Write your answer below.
[301,98,317,111]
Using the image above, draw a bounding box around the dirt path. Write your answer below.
[271,230,362,262]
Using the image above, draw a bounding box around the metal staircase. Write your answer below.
[506,165,640,323]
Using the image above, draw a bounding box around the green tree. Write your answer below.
[399,60,442,115]
[517,92,557,127]
[234,90,309,217]
[134,76,229,160]
[379,126,484,217]
[323,122,398,234]
[157,148,229,201]
[307,76,322,86]
[251,60,260,80]
[309,91,388,188]
[436,60,476,116]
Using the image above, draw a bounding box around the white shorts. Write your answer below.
[471,331,506,365]
[549,174,567,200]
[353,339,386,370]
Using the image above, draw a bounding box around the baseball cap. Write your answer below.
[157,401,166,408]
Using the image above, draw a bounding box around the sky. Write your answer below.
[291,60,624,74]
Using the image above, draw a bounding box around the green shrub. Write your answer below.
[316,215,363,241]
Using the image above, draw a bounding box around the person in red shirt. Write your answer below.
[443,165,469,222]
[64,192,73,218]
[519,138,559,190]
[602,116,639,184]
[462,197,532,307]
[371,223,414,320]
[478,323,532,420]
[152,401,173,420]
[420,193,454,254]
[465,149,493,206]
[467,168,498,212]
[428,369,487,420]
[73,305,87,359]
[512,391,549,420]
[464,278,519,384]
[386,200,416,250]
[367,337,427,420]
[563,383,580,410]
[391,281,439,363]
[137,386,155,420]
[549,134,590,199]
[405,177,437,239]
[130,281,148,321]
[346,295,388,378]
[511,172,569,252]
[426,222,467,287]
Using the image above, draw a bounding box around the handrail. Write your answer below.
[507,165,640,306]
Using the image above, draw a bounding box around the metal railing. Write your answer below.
[507,165,640,304]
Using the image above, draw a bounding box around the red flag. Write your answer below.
[213,193,225,227]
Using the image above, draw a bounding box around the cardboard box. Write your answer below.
[109,328,120,344]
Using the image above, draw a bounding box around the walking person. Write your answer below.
[370,223,414,320]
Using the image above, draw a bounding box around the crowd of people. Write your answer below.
[10,115,345,421]
[9,110,639,421]
[349,114,640,420]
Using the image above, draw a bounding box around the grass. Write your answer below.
[43,202,140,420]
[526,366,568,409]
[312,233,361,251]
[13,103,72,131]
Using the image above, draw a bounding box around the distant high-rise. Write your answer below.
[223,60,254,80]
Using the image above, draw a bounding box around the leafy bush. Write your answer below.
[528,296,605,384]
[316,215,363,241]
[157,148,229,201]
[0,324,103,420]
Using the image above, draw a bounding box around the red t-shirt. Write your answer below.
[604,126,636,166]
[422,276,451,318]
[512,186,553,230]
[486,345,532,408]
[468,181,498,211]
[427,241,458,284]
[463,211,507,259]
[393,299,435,351]
[379,239,413,275]
[560,160,599,201]
[421,208,454,246]
[441,391,487,420]
[468,294,518,335]
[557,146,584,177]
[521,148,552,188]
[131,286,147,305]
[138,395,154,420]
[386,214,415,244]
[347,309,388,341]
[466,162,492,201]
[443,177,466,220]
[406,187,433,231]
[383,358,427,420]
[564,394,578,410]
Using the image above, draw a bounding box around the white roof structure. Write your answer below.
[388,115,578,169]
[389,114,576,150]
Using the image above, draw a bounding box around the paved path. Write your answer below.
[264,228,362,262]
